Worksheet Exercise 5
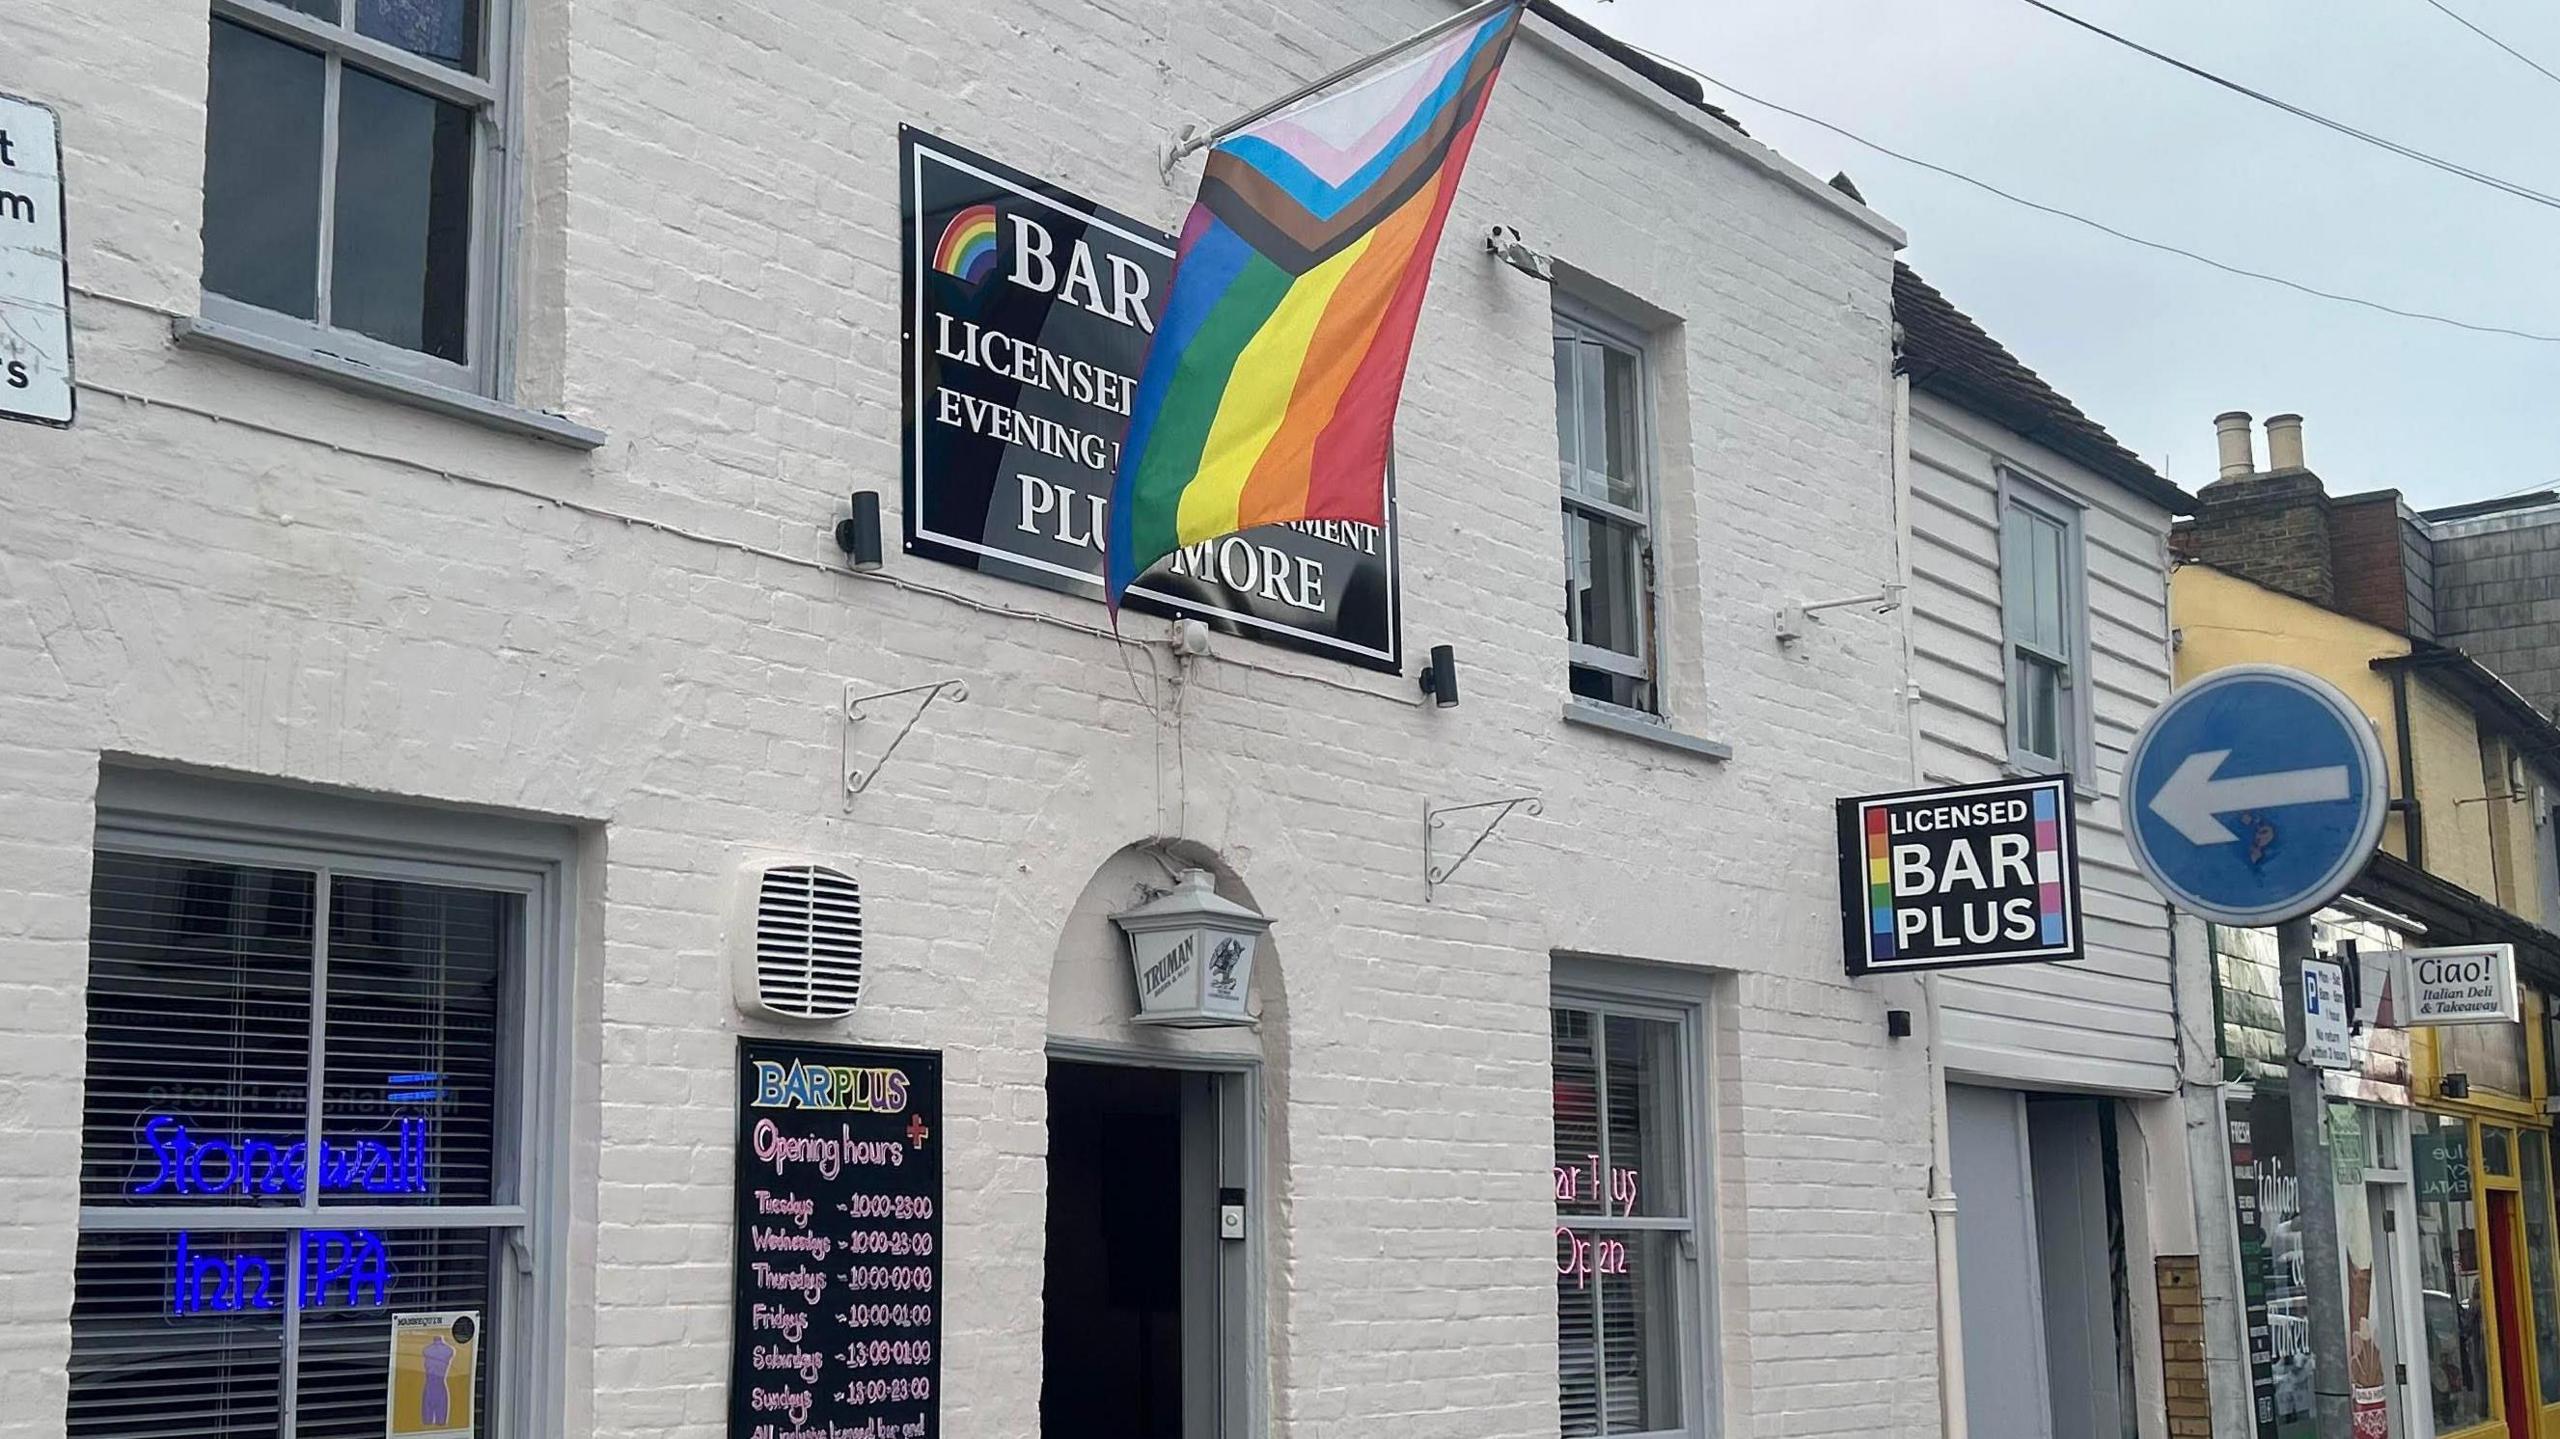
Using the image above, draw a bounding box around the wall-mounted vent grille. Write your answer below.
[743,864,863,1020]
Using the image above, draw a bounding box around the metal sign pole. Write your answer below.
[2277,915,2352,1434]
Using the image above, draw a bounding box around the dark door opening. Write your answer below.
[1042,1061,1186,1439]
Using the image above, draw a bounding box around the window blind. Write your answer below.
[70,850,517,1436]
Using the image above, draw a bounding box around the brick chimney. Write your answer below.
[2181,410,2335,607]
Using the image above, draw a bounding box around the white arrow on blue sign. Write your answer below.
[2121,664,2390,927]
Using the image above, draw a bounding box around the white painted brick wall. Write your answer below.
[0,3,1936,1436]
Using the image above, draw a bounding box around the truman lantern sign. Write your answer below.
[1836,775,2083,977]
[899,129,1400,672]
[2123,664,2389,929]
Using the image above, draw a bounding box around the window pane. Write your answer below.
[1557,1225,1600,1437]
[2031,511,2066,653]
[2001,505,2067,657]
[82,853,316,1207]
[1597,1231,1684,1434]
[1598,345,1642,512]
[1554,335,1580,488]
[2523,1130,2560,1405]
[295,1229,497,1436]
[1554,1009,1603,1218]
[321,876,512,1207]
[1566,512,1644,661]
[355,0,483,71]
[1603,1015,1685,1218]
[202,21,325,322]
[332,67,474,363]
[67,1229,287,1435]
[1576,339,1608,503]
[2014,651,2063,762]
[1569,665,1650,713]
[2414,1114,2490,1431]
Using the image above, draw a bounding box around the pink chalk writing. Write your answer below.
[756,1190,816,1227]
[752,1261,830,1305]
[751,1303,809,1345]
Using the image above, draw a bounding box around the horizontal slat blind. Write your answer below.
[81,854,315,1208]
[323,876,507,1207]
[72,848,519,1436]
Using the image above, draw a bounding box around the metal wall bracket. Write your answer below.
[844,680,968,805]
[1425,795,1542,900]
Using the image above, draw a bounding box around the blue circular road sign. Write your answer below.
[2121,664,2389,927]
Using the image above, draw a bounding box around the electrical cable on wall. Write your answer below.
[1599,53,2560,343]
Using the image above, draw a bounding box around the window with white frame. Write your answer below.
[1552,990,1707,1437]
[67,795,559,1437]
[200,0,511,387]
[1555,311,1659,713]
[2000,480,2084,770]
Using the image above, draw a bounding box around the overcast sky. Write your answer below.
[1554,0,2560,509]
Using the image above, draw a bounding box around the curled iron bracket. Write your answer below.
[1425,795,1543,901]
[844,680,968,805]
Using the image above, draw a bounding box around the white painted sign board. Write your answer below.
[2300,956,2354,1070]
[2401,944,2519,1027]
[0,93,72,427]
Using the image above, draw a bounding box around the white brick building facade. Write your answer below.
[0,4,1953,1438]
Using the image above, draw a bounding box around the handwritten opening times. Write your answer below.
[734,1041,943,1439]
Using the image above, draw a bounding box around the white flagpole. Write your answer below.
[1160,0,1521,174]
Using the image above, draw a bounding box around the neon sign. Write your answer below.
[170,1228,396,1314]
[133,1115,432,1198]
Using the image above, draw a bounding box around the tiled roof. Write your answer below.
[1524,1,1747,134]
[1895,263,2191,514]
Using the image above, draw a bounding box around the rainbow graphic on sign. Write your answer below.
[934,203,1001,284]
[1865,806,1897,960]
[2031,784,2067,946]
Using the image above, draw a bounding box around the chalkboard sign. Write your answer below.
[730,1038,943,1439]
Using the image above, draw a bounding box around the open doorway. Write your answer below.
[1041,1058,1254,1439]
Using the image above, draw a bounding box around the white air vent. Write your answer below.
[735,862,863,1021]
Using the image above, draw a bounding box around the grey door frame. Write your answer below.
[1046,1038,1267,1439]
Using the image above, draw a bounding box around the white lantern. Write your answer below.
[1109,869,1269,1028]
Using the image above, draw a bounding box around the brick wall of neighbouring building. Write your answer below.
[2156,1255,2212,1438]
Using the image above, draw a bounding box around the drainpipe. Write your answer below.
[2388,664,2426,869]
[1891,364,1969,1439]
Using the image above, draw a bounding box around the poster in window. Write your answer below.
[2228,1090,2314,1438]
[899,128,1401,673]
[729,1038,942,1439]
[386,1310,479,1439]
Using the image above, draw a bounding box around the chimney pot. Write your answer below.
[2265,413,2305,471]
[2214,411,2256,480]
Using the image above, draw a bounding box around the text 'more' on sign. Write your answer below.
[1836,775,2084,977]
[0,92,72,428]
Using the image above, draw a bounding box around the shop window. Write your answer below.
[1998,478,2086,774]
[2413,1112,2491,1431]
[1552,987,1707,1437]
[67,786,564,1437]
[2523,1130,2560,1407]
[201,0,510,388]
[1554,309,1659,715]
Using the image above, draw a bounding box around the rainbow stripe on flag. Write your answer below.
[1104,2,1524,611]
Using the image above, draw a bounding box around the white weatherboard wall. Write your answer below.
[1905,395,2180,1093]
[0,5,1945,1439]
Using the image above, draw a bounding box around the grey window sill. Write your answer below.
[1562,699,1734,762]
[172,316,606,450]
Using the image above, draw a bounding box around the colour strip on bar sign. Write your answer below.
[1833,775,2084,977]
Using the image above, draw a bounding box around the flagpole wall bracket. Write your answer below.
[844,679,968,806]
[1160,124,1206,179]
[1425,795,1542,900]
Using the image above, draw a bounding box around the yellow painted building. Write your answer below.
[2175,555,2560,1439]
[2172,561,2544,925]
